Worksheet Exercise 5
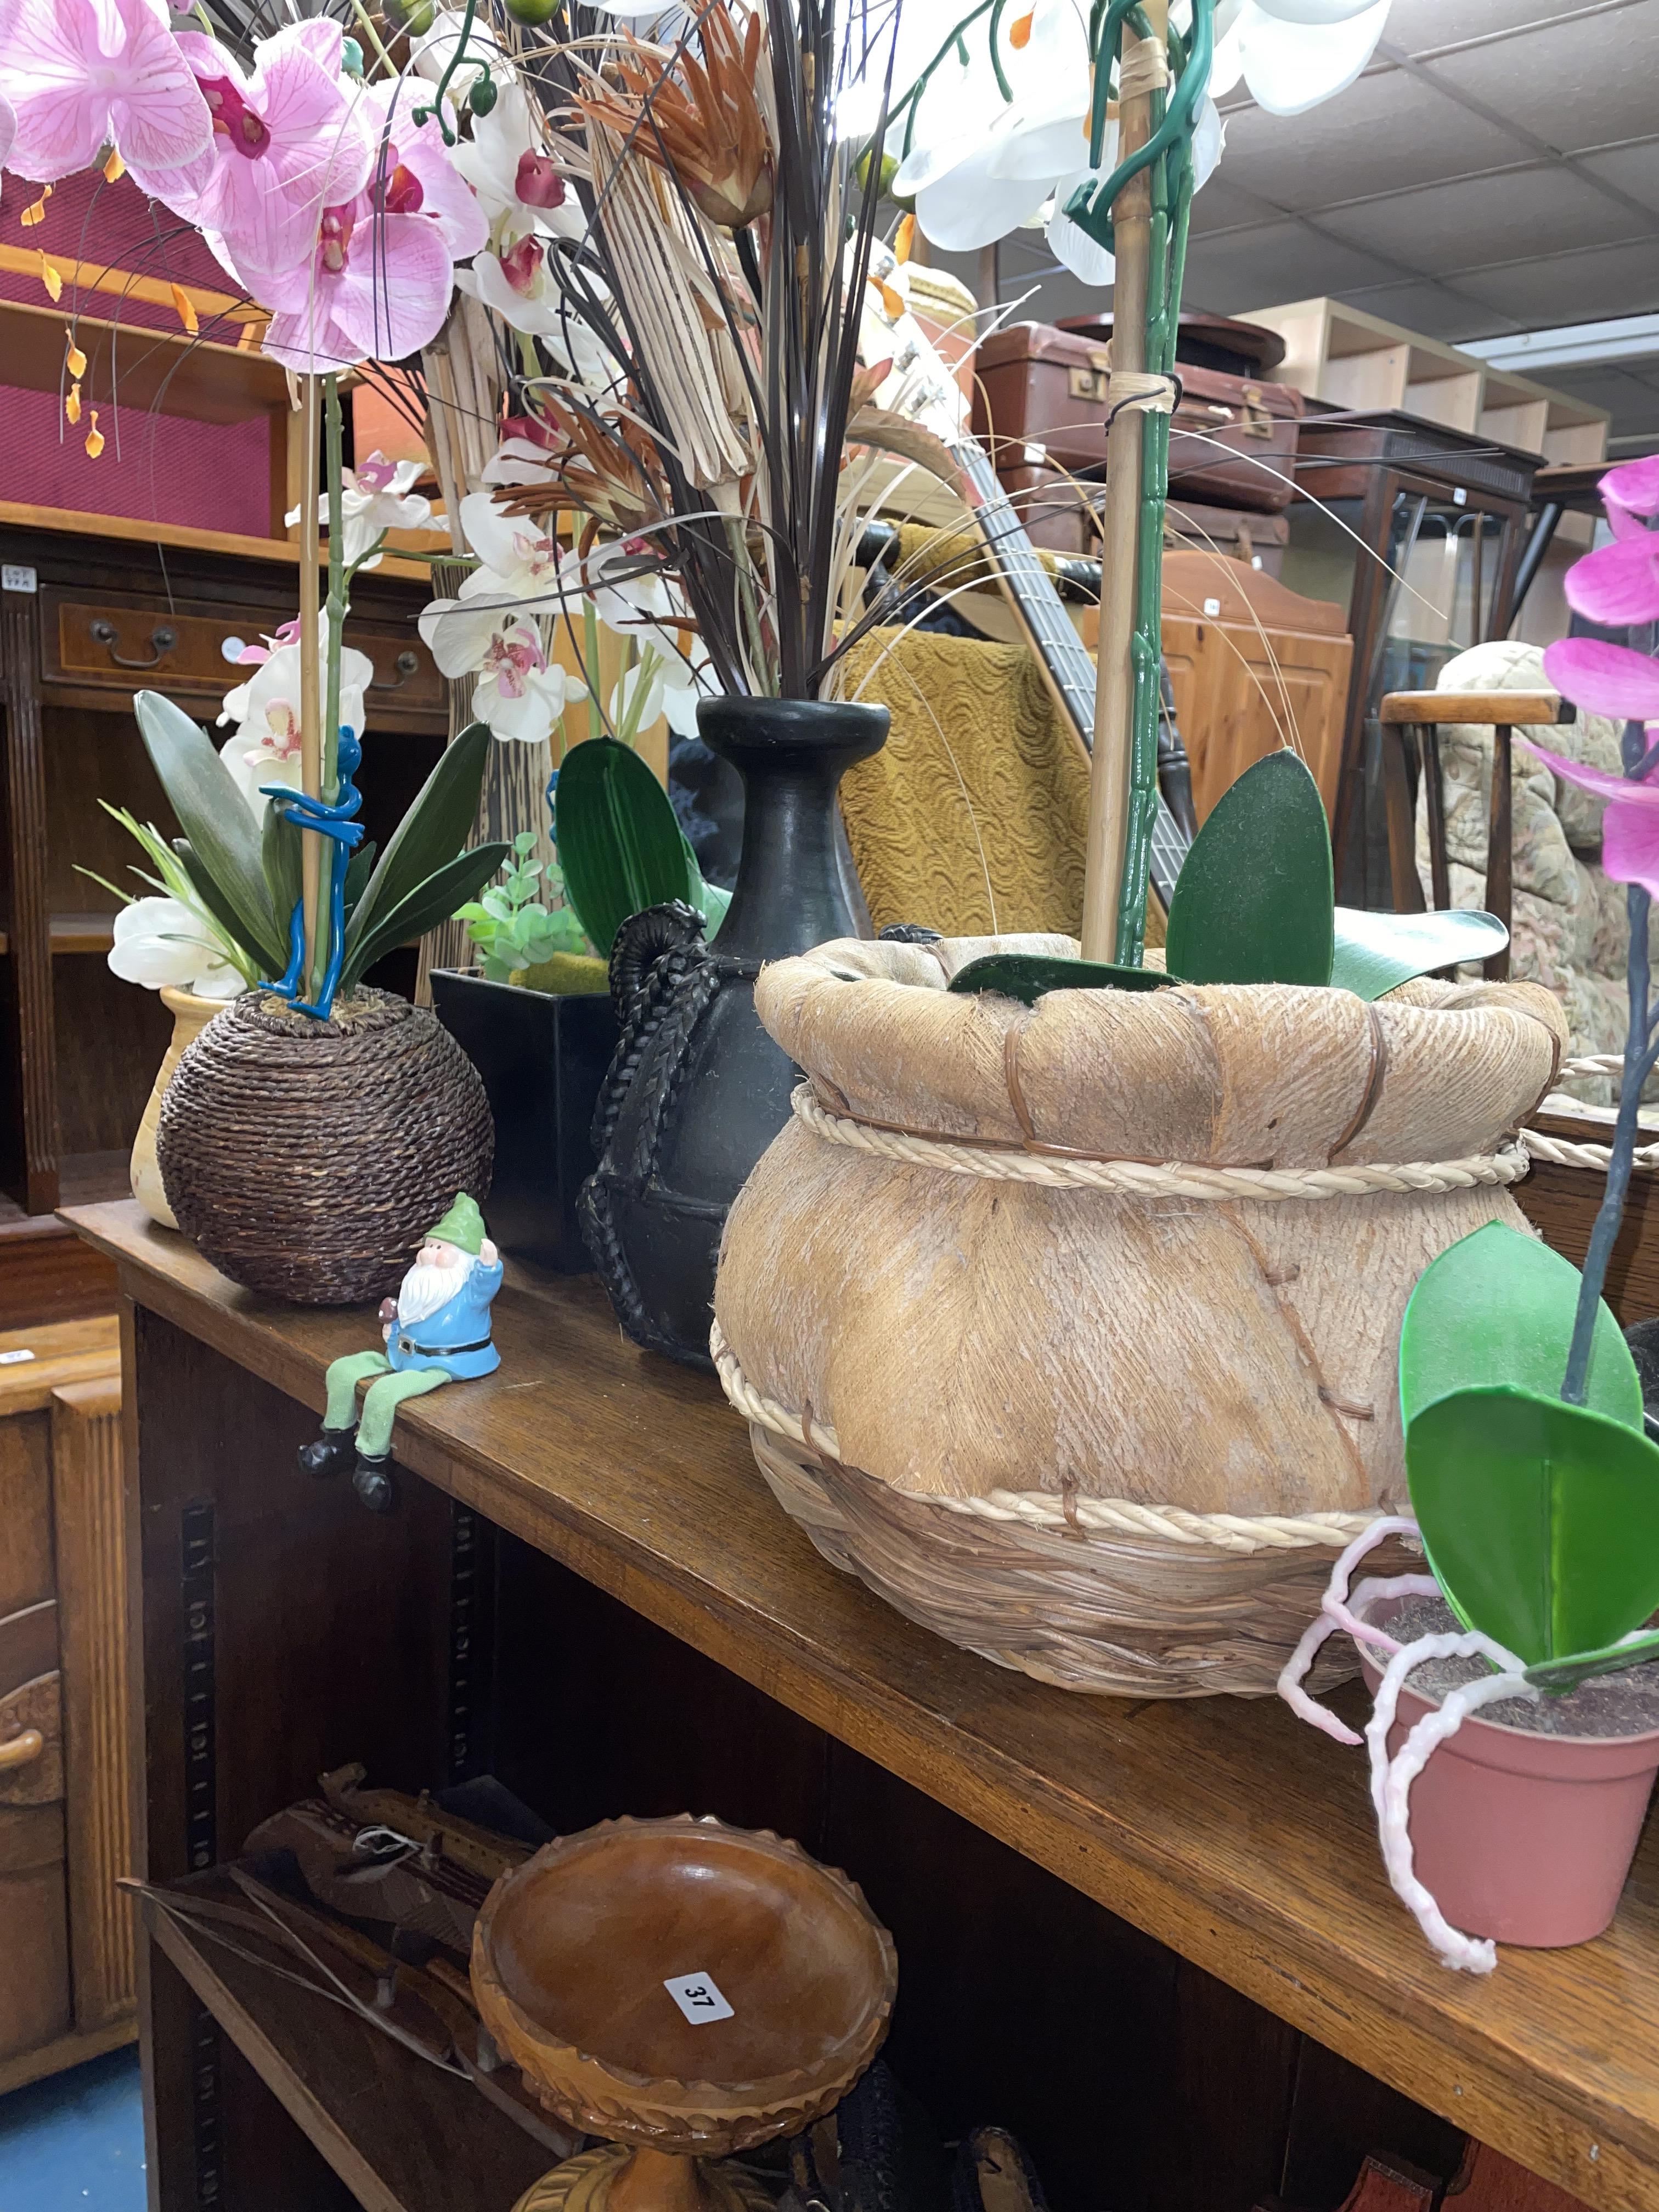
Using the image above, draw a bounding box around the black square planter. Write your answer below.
[430,970,618,1274]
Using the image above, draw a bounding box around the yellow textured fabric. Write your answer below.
[837,626,1103,940]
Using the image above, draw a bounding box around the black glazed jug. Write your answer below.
[579,695,888,1367]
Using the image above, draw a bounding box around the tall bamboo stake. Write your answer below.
[1081,2,1167,962]
[297,377,324,982]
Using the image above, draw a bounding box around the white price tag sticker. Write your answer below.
[1,565,38,594]
[663,1972,733,2024]
[0,1348,37,1366]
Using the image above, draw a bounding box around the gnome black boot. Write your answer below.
[352,1450,397,1515]
[298,1425,358,1480]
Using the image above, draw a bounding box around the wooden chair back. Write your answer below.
[1378,690,1569,981]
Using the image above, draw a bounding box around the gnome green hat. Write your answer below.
[427,1193,486,1257]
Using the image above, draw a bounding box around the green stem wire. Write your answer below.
[315,373,348,1001]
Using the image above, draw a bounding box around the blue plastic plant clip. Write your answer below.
[258,726,365,1023]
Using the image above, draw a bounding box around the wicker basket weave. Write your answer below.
[157,987,493,1306]
[711,933,1567,1696]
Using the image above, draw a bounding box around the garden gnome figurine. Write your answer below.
[300,1195,503,1511]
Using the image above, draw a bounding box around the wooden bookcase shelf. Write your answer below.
[142,1873,548,2212]
[67,1197,1659,2212]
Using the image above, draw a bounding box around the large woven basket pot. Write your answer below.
[712,934,1567,1697]
[157,986,494,1306]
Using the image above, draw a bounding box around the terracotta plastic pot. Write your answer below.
[1357,1595,1659,1948]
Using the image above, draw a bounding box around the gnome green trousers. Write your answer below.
[323,1352,450,1458]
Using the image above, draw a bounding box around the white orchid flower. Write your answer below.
[1209,0,1391,116]
[455,232,614,390]
[417,494,577,674]
[108,896,244,999]
[216,627,373,814]
[472,619,586,743]
[450,80,571,234]
[878,0,1375,276]
[558,541,696,671]
[285,453,436,571]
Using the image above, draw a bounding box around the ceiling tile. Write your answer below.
[1316,164,1644,275]
[1210,70,1523,212]
[1186,180,1286,238]
[1327,279,1516,342]
[1420,4,1659,153]
[1576,135,1659,213]
[1541,364,1659,417]
[1180,221,1409,317]
[1381,0,1639,60]
[1447,235,1659,324]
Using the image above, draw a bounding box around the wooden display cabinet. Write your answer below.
[0,1314,133,2094]
[0,515,448,1287]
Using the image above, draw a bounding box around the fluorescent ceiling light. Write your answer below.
[1464,315,1659,374]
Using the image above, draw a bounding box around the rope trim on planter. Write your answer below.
[1525,1053,1659,1175]
[711,1324,1378,1556]
[789,1085,1530,1203]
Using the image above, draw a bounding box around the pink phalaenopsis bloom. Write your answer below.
[1560,454,1659,628]
[0,0,211,182]
[1521,742,1659,899]
[253,80,486,375]
[129,21,374,280]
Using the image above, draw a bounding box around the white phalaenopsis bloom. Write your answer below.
[217,621,373,812]
[285,452,437,571]
[472,619,586,743]
[1209,0,1392,115]
[107,896,244,999]
[417,492,570,676]
[856,0,1388,276]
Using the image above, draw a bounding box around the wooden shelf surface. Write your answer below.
[64,1197,1659,2212]
[141,1875,550,2212]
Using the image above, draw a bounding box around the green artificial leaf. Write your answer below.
[172,840,270,974]
[344,723,492,966]
[135,691,286,973]
[947,953,1178,1004]
[1400,1222,1641,1434]
[261,804,303,941]
[1331,907,1510,1000]
[554,736,700,955]
[1165,751,1334,987]
[1526,1628,1659,1696]
[340,843,510,991]
[1407,1384,1659,1665]
[342,839,377,918]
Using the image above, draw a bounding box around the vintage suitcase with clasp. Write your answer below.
[971,319,1304,514]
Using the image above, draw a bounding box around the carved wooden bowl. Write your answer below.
[472,1814,897,2212]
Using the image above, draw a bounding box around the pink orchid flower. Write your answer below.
[253,81,486,375]
[1521,741,1659,898]
[1561,454,1659,629]
[0,0,212,182]
[128,21,374,279]
[0,89,17,183]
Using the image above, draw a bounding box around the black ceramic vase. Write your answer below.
[579,695,888,1368]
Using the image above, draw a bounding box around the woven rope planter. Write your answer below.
[157,987,494,1306]
[710,934,1568,1697]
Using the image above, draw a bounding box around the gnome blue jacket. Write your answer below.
[387,1258,504,1381]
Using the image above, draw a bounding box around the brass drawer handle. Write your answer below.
[369,650,420,692]
[0,1729,43,1771]
[90,617,178,668]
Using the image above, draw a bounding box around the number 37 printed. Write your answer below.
[664,1972,735,2024]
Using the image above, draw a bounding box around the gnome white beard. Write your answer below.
[398,1253,475,1328]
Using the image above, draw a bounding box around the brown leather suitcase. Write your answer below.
[971,321,1303,514]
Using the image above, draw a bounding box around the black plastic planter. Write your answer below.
[430,970,618,1274]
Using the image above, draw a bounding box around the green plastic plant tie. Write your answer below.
[1076,0,1211,245]
[410,0,478,144]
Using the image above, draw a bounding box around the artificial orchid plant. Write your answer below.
[1281,454,1659,1976]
